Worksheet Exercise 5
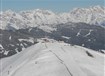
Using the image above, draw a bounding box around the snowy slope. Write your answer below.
[0,6,105,30]
[0,41,104,76]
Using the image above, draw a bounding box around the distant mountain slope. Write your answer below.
[0,28,48,58]
[0,6,105,30]
[0,41,104,76]
[0,22,105,58]
[51,22,105,51]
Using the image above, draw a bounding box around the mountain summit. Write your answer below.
[0,6,105,30]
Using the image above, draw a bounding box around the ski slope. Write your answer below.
[0,41,105,76]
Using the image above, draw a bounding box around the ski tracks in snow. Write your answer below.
[46,43,87,76]
[2,42,103,76]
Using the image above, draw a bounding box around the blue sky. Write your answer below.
[0,0,104,12]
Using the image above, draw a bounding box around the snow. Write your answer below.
[28,28,32,32]
[0,44,3,49]
[0,44,4,53]
[9,44,14,47]
[9,36,11,40]
[88,39,91,41]
[62,36,70,39]
[0,6,105,31]
[0,41,104,76]
[76,30,81,36]
[18,38,34,44]
[39,25,56,33]
[15,48,19,53]
[84,30,93,37]
[4,51,9,55]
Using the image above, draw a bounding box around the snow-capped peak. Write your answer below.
[71,5,105,15]
[0,6,105,30]
[91,5,105,10]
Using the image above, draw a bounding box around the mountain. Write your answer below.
[0,6,105,30]
[51,22,105,51]
[0,6,105,76]
[0,28,48,58]
[0,6,105,58]
[0,22,105,58]
[0,41,104,76]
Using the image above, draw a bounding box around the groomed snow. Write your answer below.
[0,41,105,76]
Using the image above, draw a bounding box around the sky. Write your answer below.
[0,0,105,12]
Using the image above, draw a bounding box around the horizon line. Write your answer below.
[1,5,104,13]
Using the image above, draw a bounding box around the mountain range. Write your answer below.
[0,6,105,58]
[0,5,105,30]
[0,5,105,76]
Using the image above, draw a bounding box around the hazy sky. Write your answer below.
[0,0,104,12]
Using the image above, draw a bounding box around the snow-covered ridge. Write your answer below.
[0,41,104,76]
[0,5,105,30]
